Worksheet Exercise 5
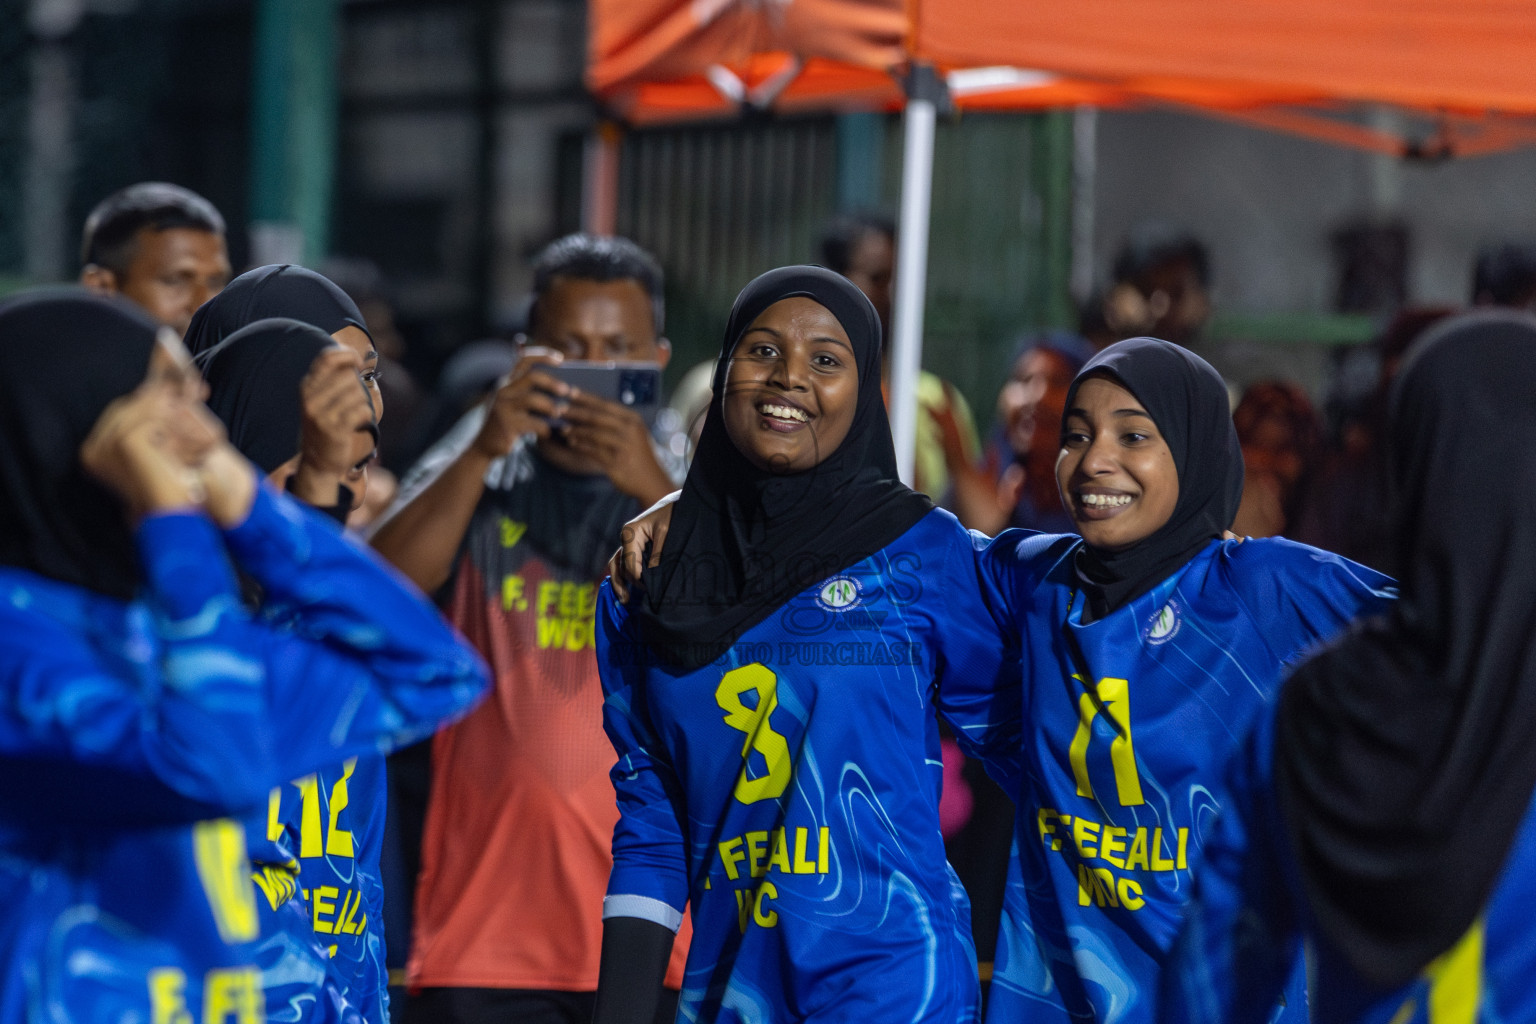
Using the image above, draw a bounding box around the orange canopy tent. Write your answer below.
[588,0,1536,480]
[592,0,1536,143]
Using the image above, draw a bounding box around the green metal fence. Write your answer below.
[615,110,1075,431]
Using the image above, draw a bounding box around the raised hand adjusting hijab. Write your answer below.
[0,289,161,601]
[633,266,933,670]
[199,318,353,475]
[1064,337,1244,619]
[183,264,370,359]
[1275,310,1536,987]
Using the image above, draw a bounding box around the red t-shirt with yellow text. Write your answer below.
[406,444,688,990]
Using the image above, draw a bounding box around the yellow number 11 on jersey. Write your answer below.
[1069,676,1145,807]
[716,664,792,804]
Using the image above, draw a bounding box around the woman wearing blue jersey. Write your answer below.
[0,290,487,1023]
[199,317,395,1024]
[592,266,1023,1024]
[1162,310,1536,1024]
[969,338,1393,1023]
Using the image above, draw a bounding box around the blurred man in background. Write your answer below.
[372,234,687,1024]
[819,211,981,503]
[1101,221,1212,347]
[1472,240,1536,311]
[78,182,230,337]
[1294,306,1454,576]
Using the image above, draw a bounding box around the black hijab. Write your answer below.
[1275,310,1536,987]
[632,266,933,669]
[200,318,343,474]
[0,288,160,601]
[183,264,370,359]
[1065,337,1243,619]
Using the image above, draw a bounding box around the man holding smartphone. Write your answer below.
[371,234,688,1024]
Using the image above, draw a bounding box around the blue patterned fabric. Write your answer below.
[976,533,1394,1024]
[0,484,487,1023]
[598,509,1023,1023]
[1163,706,1536,1024]
[254,752,389,1023]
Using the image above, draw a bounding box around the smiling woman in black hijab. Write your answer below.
[977,336,1395,1024]
[1063,336,1245,620]
[593,266,1023,1024]
[632,265,931,668]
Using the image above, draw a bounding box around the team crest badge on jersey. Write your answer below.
[816,576,863,612]
[1145,600,1182,645]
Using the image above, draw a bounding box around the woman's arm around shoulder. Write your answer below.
[969,522,1081,632]
[930,515,1056,793]
[0,510,277,814]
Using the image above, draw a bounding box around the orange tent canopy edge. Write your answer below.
[589,0,1536,152]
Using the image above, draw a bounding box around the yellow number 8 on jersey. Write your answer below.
[716,663,792,803]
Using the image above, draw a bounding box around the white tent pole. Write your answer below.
[890,73,939,488]
[1069,105,1098,305]
[582,120,621,236]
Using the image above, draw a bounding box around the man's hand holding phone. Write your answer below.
[557,390,673,506]
[471,349,672,506]
[472,348,571,459]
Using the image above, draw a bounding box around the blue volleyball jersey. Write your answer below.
[250,552,393,1024]
[0,485,487,1024]
[598,509,1024,1024]
[254,753,389,1023]
[1163,706,1536,1024]
[975,532,1394,1023]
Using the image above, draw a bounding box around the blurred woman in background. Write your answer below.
[947,334,1087,535]
[1229,381,1322,539]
